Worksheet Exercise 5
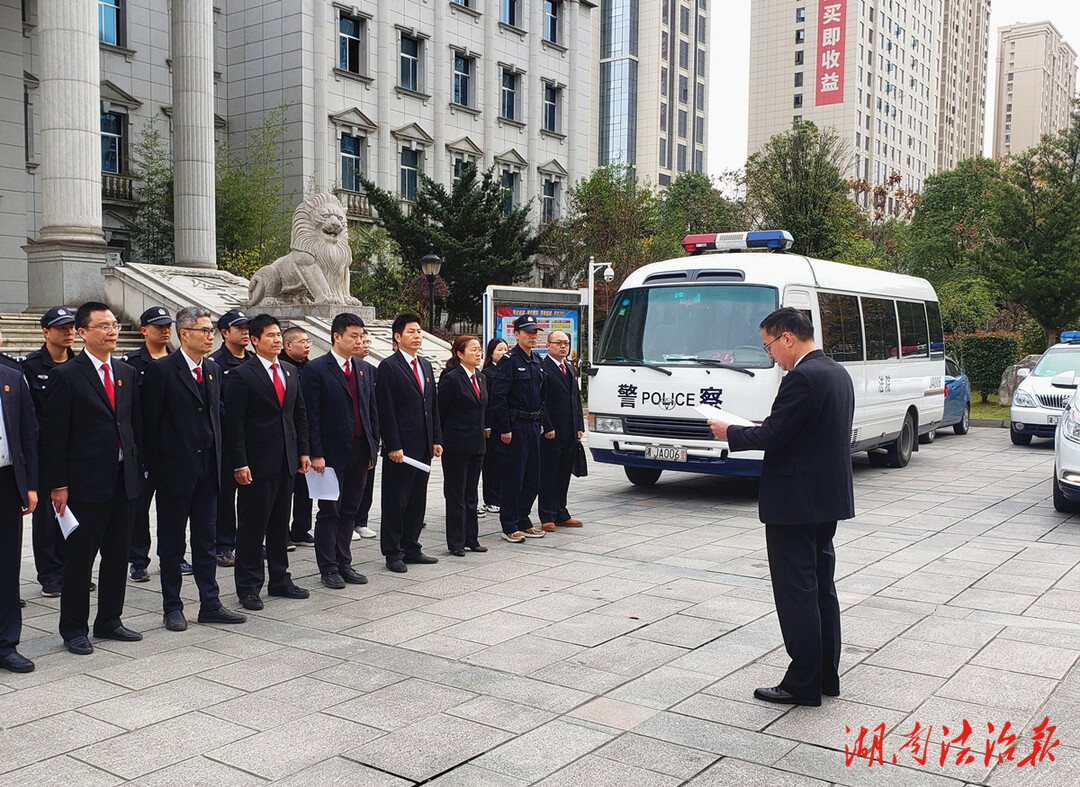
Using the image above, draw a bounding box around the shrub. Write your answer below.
[958,332,1021,403]
[1019,319,1051,355]
[218,247,266,280]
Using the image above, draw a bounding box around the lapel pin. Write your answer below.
[117,379,123,387]
[208,374,213,380]
[2,385,8,393]
[359,370,364,376]
[286,370,290,377]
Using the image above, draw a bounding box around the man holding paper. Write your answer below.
[302,313,379,589]
[708,307,854,708]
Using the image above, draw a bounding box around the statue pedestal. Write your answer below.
[258,303,376,323]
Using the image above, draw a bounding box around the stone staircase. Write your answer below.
[0,312,144,360]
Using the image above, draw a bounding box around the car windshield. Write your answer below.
[597,284,778,367]
[1031,347,1080,377]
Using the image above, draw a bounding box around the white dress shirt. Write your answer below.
[331,348,352,375]
[399,349,422,390]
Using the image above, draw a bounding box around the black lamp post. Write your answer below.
[420,253,443,333]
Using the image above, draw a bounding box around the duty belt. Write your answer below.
[510,409,543,422]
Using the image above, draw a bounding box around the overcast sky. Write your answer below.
[708,0,1080,175]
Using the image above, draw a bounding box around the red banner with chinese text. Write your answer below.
[815,0,846,106]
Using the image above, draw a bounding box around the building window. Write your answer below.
[677,143,687,172]
[795,29,805,44]
[453,54,473,107]
[544,0,561,43]
[793,94,803,109]
[679,75,688,103]
[697,14,706,40]
[339,14,364,74]
[453,157,472,180]
[541,178,559,224]
[680,5,690,34]
[502,0,519,27]
[340,134,364,192]
[796,7,805,22]
[660,137,668,164]
[502,169,518,214]
[99,0,121,46]
[695,114,704,140]
[400,148,420,201]
[697,48,706,73]
[400,35,420,91]
[500,69,518,120]
[795,50,804,65]
[660,67,668,96]
[694,149,704,172]
[543,84,560,132]
[695,81,705,108]
[101,111,124,173]
[678,110,687,138]
[679,41,689,69]
[794,72,803,87]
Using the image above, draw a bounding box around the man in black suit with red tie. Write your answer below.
[302,313,379,589]
[142,306,247,631]
[710,307,855,708]
[539,330,585,532]
[225,314,311,610]
[376,313,442,573]
[46,302,143,656]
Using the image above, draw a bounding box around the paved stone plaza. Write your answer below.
[2,427,1077,785]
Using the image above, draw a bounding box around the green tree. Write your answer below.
[658,170,746,242]
[361,164,541,327]
[936,277,998,335]
[744,121,857,258]
[128,120,174,265]
[349,225,416,318]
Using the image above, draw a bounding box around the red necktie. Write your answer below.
[471,372,481,399]
[412,358,423,391]
[101,362,115,409]
[194,365,202,383]
[344,360,352,378]
[271,363,285,406]
[561,363,567,376]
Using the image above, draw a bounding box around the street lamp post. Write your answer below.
[420,253,442,334]
[586,255,615,371]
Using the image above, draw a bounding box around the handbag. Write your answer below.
[572,441,588,477]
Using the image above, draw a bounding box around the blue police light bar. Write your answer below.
[682,230,794,254]
[1061,331,1080,344]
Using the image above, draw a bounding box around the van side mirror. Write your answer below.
[1017,367,1030,379]
[1051,370,1078,390]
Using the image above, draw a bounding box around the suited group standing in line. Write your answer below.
[282,326,313,550]
[479,338,508,516]
[21,306,76,598]
[538,330,586,532]
[225,314,311,610]
[437,335,490,557]
[302,313,379,589]
[45,302,143,656]
[352,329,379,541]
[376,313,442,572]
[0,361,39,673]
[141,306,247,631]
[709,307,855,708]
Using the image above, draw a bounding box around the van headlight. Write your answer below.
[1062,407,1080,443]
[1013,390,1037,408]
[591,416,624,434]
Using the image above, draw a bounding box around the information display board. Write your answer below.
[483,286,583,361]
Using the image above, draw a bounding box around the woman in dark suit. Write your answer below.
[479,338,508,515]
[438,335,490,556]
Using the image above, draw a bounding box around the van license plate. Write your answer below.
[1048,416,1060,425]
[645,445,687,462]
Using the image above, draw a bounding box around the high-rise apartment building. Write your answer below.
[993,22,1077,158]
[595,0,708,187]
[748,0,942,201]
[937,0,990,171]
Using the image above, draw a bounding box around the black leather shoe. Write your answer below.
[94,624,143,642]
[239,595,264,611]
[285,539,296,553]
[163,610,188,631]
[449,548,466,557]
[65,636,94,655]
[340,567,368,585]
[293,533,315,546]
[321,572,346,590]
[0,651,34,673]
[753,685,821,707]
[465,544,488,553]
[268,584,310,599]
[130,567,150,582]
[179,560,194,576]
[198,606,247,624]
[386,560,408,573]
[403,552,438,565]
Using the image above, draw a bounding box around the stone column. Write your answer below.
[171,0,217,268]
[27,0,110,307]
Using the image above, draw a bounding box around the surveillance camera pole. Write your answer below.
[587,256,612,371]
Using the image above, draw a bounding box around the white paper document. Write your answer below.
[694,404,756,427]
[54,503,80,539]
[402,455,431,474]
[306,466,340,501]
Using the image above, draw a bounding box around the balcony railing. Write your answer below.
[334,189,373,220]
[102,173,135,202]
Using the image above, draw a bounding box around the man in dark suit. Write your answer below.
[142,306,247,631]
[710,307,854,707]
[302,314,379,588]
[46,302,143,655]
[376,313,442,573]
[539,330,585,532]
[282,326,313,550]
[352,329,378,541]
[0,365,40,672]
[225,314,311,610]
[22,306,76,598]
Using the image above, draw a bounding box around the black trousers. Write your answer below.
[481,433,501,506]
[538,438,576,524]
[765,521,842,700]
[216,468,240,554]
[442,451,482,551]
[31,463,65,589]
[235,468,294,598]
[380,458,428,562]
[497,421,541,534]
[354,464,376,528]
[0,468,24,655]
[128,477,155,570]
[291,472,312,539]
[59,466,134,642]
[157,455,221,614]
[314,443,370,574]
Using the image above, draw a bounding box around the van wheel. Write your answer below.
[953,405,970,435]
[918,428,936,445]
[1010,425,1032,446]
[624,467,662,486]
[1053,470,1080,513]
[886,413,915,468]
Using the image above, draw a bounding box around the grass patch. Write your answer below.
[969,392,1009,421]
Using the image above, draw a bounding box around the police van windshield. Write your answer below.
[1031,347,1080,377]
[597,285,778,367]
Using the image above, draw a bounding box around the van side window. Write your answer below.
[925,301,944,358]
[897,301,929,358]
[818,292,863,361]
[862,297,899,360]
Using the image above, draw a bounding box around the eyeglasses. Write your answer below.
[88,323,121,333]
[763,333,787,353]
[548,340,570,346]
[182,326,216,335]
[289,339,312,346]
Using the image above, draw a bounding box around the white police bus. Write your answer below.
[587,231,945,485]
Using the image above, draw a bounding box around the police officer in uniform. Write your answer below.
[21,307,77,597]
[488,315,548,542]
[122,307,176,582]
[209,309,252,566]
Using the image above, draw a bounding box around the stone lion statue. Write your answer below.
[248,192,362,306]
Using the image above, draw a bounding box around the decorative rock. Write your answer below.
[999,354,1041,407]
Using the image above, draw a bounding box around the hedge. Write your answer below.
[952,331,1021,403]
